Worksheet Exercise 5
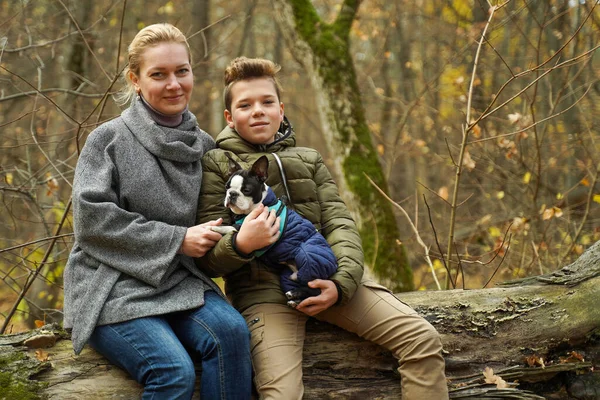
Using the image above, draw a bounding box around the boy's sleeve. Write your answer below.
[195,151,253,277]
[313,153,365,305]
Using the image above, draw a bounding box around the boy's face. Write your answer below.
[225,77,284,145]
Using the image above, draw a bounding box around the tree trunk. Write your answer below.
[270,0,413,291]
[3,241,600,399]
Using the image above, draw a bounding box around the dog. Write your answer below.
[209,152,338,308]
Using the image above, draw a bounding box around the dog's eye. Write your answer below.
[242,188,253,195]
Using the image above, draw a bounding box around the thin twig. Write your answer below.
[424,195,452,289]
[57,0,112,82]
[364,174,442,290]
[3,1,121,53]
[445,6,497,288]
[0,65,79,125]
[453,242,465,290]
[416,181,452,207]
[0,109,39,128]
[468,83,594,144]
[560,167,600,261]
[0,235,73,256]
[0,89,112,103]
[1,199,72,334]
[483,233,512,289]
[187,15,232,41]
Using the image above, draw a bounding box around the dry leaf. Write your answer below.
[560,351,585,363]
[462,150,476,171]
[553,207,563,218]
[46,173,59,196]
[483,367,495,382]
[438,186,449,201]
[34,320,45,328]
[525,354,545,368]
[35,349,49,362]
[471,123,481,138]
[542,207,563,220]
[542,207,554,221]
[508,113,522,124]
[482,367,509,388]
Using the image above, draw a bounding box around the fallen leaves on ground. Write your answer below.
[483,367,509,388]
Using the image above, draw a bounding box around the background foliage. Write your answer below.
[1,0,599,332]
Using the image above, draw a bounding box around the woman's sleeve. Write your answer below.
[313,153,365,305]
[194,151,253,277]
[72,130,187,287]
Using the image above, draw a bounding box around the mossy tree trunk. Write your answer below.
[271,0,412,291]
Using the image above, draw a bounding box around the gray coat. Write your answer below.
[63,98,221,354]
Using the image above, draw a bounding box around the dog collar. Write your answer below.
[234,199,287,257]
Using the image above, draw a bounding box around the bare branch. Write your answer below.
[424,195,453,289]
[1,199,73,334]
[0,233,73,256]
[0,89,113,103]
[0,65,79,125]
[468,83,594,144]
[56,0,112,82]
[482,233,512,289]
[364,174,442,290]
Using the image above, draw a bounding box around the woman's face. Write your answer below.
[130,42,193,115]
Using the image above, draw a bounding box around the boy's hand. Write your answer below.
[235,204,281,255]
[296,279,338,316]
[180,219,224,257]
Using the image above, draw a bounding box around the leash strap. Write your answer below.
[271,153,293,208]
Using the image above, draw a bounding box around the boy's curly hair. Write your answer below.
[223,57,282,111]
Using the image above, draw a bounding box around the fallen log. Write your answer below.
[2,242,600,399]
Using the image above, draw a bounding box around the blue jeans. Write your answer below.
[88,291,252,400]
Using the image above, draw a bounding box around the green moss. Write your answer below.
[343,146,413,292]
[287,0,413,291]
[0,348,47,400]
[0,350,26,368]
[288,0,320,42]
[0,371,42,400]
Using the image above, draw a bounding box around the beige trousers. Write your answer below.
[241,281,449,400]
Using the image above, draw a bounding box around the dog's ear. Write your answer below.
[224,152,243,176]
[250,156,269,182]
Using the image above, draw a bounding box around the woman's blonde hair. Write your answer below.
[116,23,191,105]
[223,57,282,111]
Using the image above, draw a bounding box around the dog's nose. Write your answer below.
[229,192,238,200]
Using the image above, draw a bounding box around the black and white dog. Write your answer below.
[210,152,338,308]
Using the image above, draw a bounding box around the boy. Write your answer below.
[196,57,449,399]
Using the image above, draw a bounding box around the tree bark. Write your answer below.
[3,241,600,399]
[270,0,413,291]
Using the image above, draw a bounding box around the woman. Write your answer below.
[62,24,279,399]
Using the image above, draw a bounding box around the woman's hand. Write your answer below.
[180,219,225,257]
[235,204,281,255]
[296,279,339,316]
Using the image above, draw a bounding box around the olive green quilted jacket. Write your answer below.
[196,123,364,312]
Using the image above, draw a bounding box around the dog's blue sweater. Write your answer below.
[234,187,337,293]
